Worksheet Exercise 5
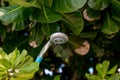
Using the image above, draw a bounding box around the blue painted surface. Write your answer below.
[35,56,43,63]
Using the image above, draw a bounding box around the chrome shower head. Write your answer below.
[35,32,68,63]
[50,32,68,45]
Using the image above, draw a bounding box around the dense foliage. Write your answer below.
[0,0,120,79]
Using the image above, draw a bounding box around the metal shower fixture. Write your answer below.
[35,32,68,63]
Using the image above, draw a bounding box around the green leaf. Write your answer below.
[85,73,102,80]
[32,8,62,23]
[88,0,111,10]
[0,50,9,60]
[44,0,53,7]
[110,0,120,22]
[41,23,59,39]
[15,73,34,80]
[0,59,12,68]
[102,12,119,35]
[20,62,39,73]
[62,12,84,35]
[14,49,27,66]
[107,65,117,74]
[84,8,101,21]
[52,0,87,13]
[96,61,110,78]
[8,0,34,7]
[8,0,42,8]
[0,5,32,23]
[0,63,6,71]
[0,48,3,54]
[32,0,42,9]
[12,21,28,31]
[54,75,61,80]
[8,48,20,65]
[15,55,33,69]
[29,25,45,48]
[108,73,120,80]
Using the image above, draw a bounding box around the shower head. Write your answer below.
[50,32,68,45]
[35,32,68,63]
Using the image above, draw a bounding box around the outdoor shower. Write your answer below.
[35,32,68,63]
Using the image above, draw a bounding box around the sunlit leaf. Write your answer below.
[8,48,20,65]
[96,60,110,78]
[0,5,32,23]
[15,55,33,69]
[14,49,27,66]
[107,65,117,74]
[20,62,39,73]
[8,0,34,7]
[52,0,87,13]
[0,59,12,68]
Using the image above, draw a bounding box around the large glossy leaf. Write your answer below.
[102,12,119,35]
[8,0,34,7]
[52,0,87,13]
[88,0,111,10]
[62,12,84,35]
[110,0,120,22]
[0,5,32,23]
[32,8,62,23]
